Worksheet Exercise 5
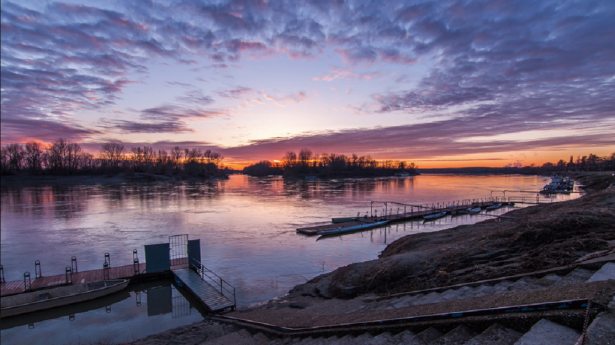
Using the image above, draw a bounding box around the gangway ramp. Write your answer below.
[172,267,235,312]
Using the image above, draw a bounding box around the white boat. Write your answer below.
[486,203,502,210]
[468,207,482,214]
[395,172,410,177]
[540,176,574,194]
[423,212,447,220]
[1,279,129,318]
[317,220,390,235]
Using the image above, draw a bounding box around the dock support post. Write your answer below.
[24,272,31,291]
[71,256,78,273]
[34,260,42,278]
[65,267,72,284]
[0,265,4,283]
[133,249,139,275]
[103,253,111,280]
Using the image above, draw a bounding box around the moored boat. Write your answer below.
[317,220,390,235]
[486,203,502,210]
[1,279,129,318]
[423,212,447,221]
[468,207,482,214]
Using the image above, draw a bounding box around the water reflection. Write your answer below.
[1,174,577,331]
[0,279,208,345]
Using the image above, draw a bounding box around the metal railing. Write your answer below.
[190,258,236,309]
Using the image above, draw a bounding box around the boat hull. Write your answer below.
[423,212,447,221]
[1,280,129,318]
[486,203,502,210]
[317,220,389,235]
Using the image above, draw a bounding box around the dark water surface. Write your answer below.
[0,174,579,344]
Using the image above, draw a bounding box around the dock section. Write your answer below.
[1,235,236,313]
[298,199,513,235]
[172,267,235,312]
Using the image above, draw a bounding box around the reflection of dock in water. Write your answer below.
[1,235,235,315]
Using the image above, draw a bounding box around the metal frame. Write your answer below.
[169,234,189,266]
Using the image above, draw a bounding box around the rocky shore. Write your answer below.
[126,172,615,345]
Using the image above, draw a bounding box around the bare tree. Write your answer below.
[101,142,125,169]
[24,141,43,173]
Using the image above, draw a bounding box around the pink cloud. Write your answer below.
[313,67,380,82]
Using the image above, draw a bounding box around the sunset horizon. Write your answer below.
[2,0,614,170]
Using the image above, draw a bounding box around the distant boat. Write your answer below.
[1,279,129,318]
[317,220,390,235]
[423,212,447,221]
[395,172,410,177]
[486,203,502,210]
[468,207,482,214]
[540,175,574,194]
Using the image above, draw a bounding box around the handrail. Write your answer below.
[189,258,236,307]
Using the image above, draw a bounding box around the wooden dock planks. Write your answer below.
[172,268,234,312]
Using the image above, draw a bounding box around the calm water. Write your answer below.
[0,174,578,344]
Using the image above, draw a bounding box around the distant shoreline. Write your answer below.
[0,173,228,187]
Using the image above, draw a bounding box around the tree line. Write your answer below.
[243,149,419,178]
[0,139,226,178]
[537,153,615,173]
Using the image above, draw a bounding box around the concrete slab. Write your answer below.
[587,263,615,283]
[465,323,522,345]
[513,319,580,345]
[584,312,615,345]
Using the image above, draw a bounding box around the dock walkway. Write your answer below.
[172,268,235,312]
[1,260,187,297]
[297,201,510,235]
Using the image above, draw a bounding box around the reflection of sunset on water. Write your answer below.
[1,174,580,308]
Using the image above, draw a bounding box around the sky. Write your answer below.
[1,0,614,169]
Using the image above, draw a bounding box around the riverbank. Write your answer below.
[0,172,229,187]
[124,172,614,344]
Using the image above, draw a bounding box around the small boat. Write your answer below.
[1,279,129,318]
[486,203,502,210]
[331,217,360,223]
[395,172,410,177]
[468,207,482,214]
[423,212,447,221]
[317,220,390,235]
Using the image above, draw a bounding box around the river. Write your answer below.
[0,174,579,344]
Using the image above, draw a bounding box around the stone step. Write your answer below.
[205,331,258,345]
[393,330,425,344]
[432,325,476,344]
[583,308,615,345]
[513,319,580,345]
[535,273,562,287]
[464,323,522,345]
[418,327,444,344]
[586,262,615,283]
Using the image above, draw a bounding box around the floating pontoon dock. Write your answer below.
[0,235,235,313]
